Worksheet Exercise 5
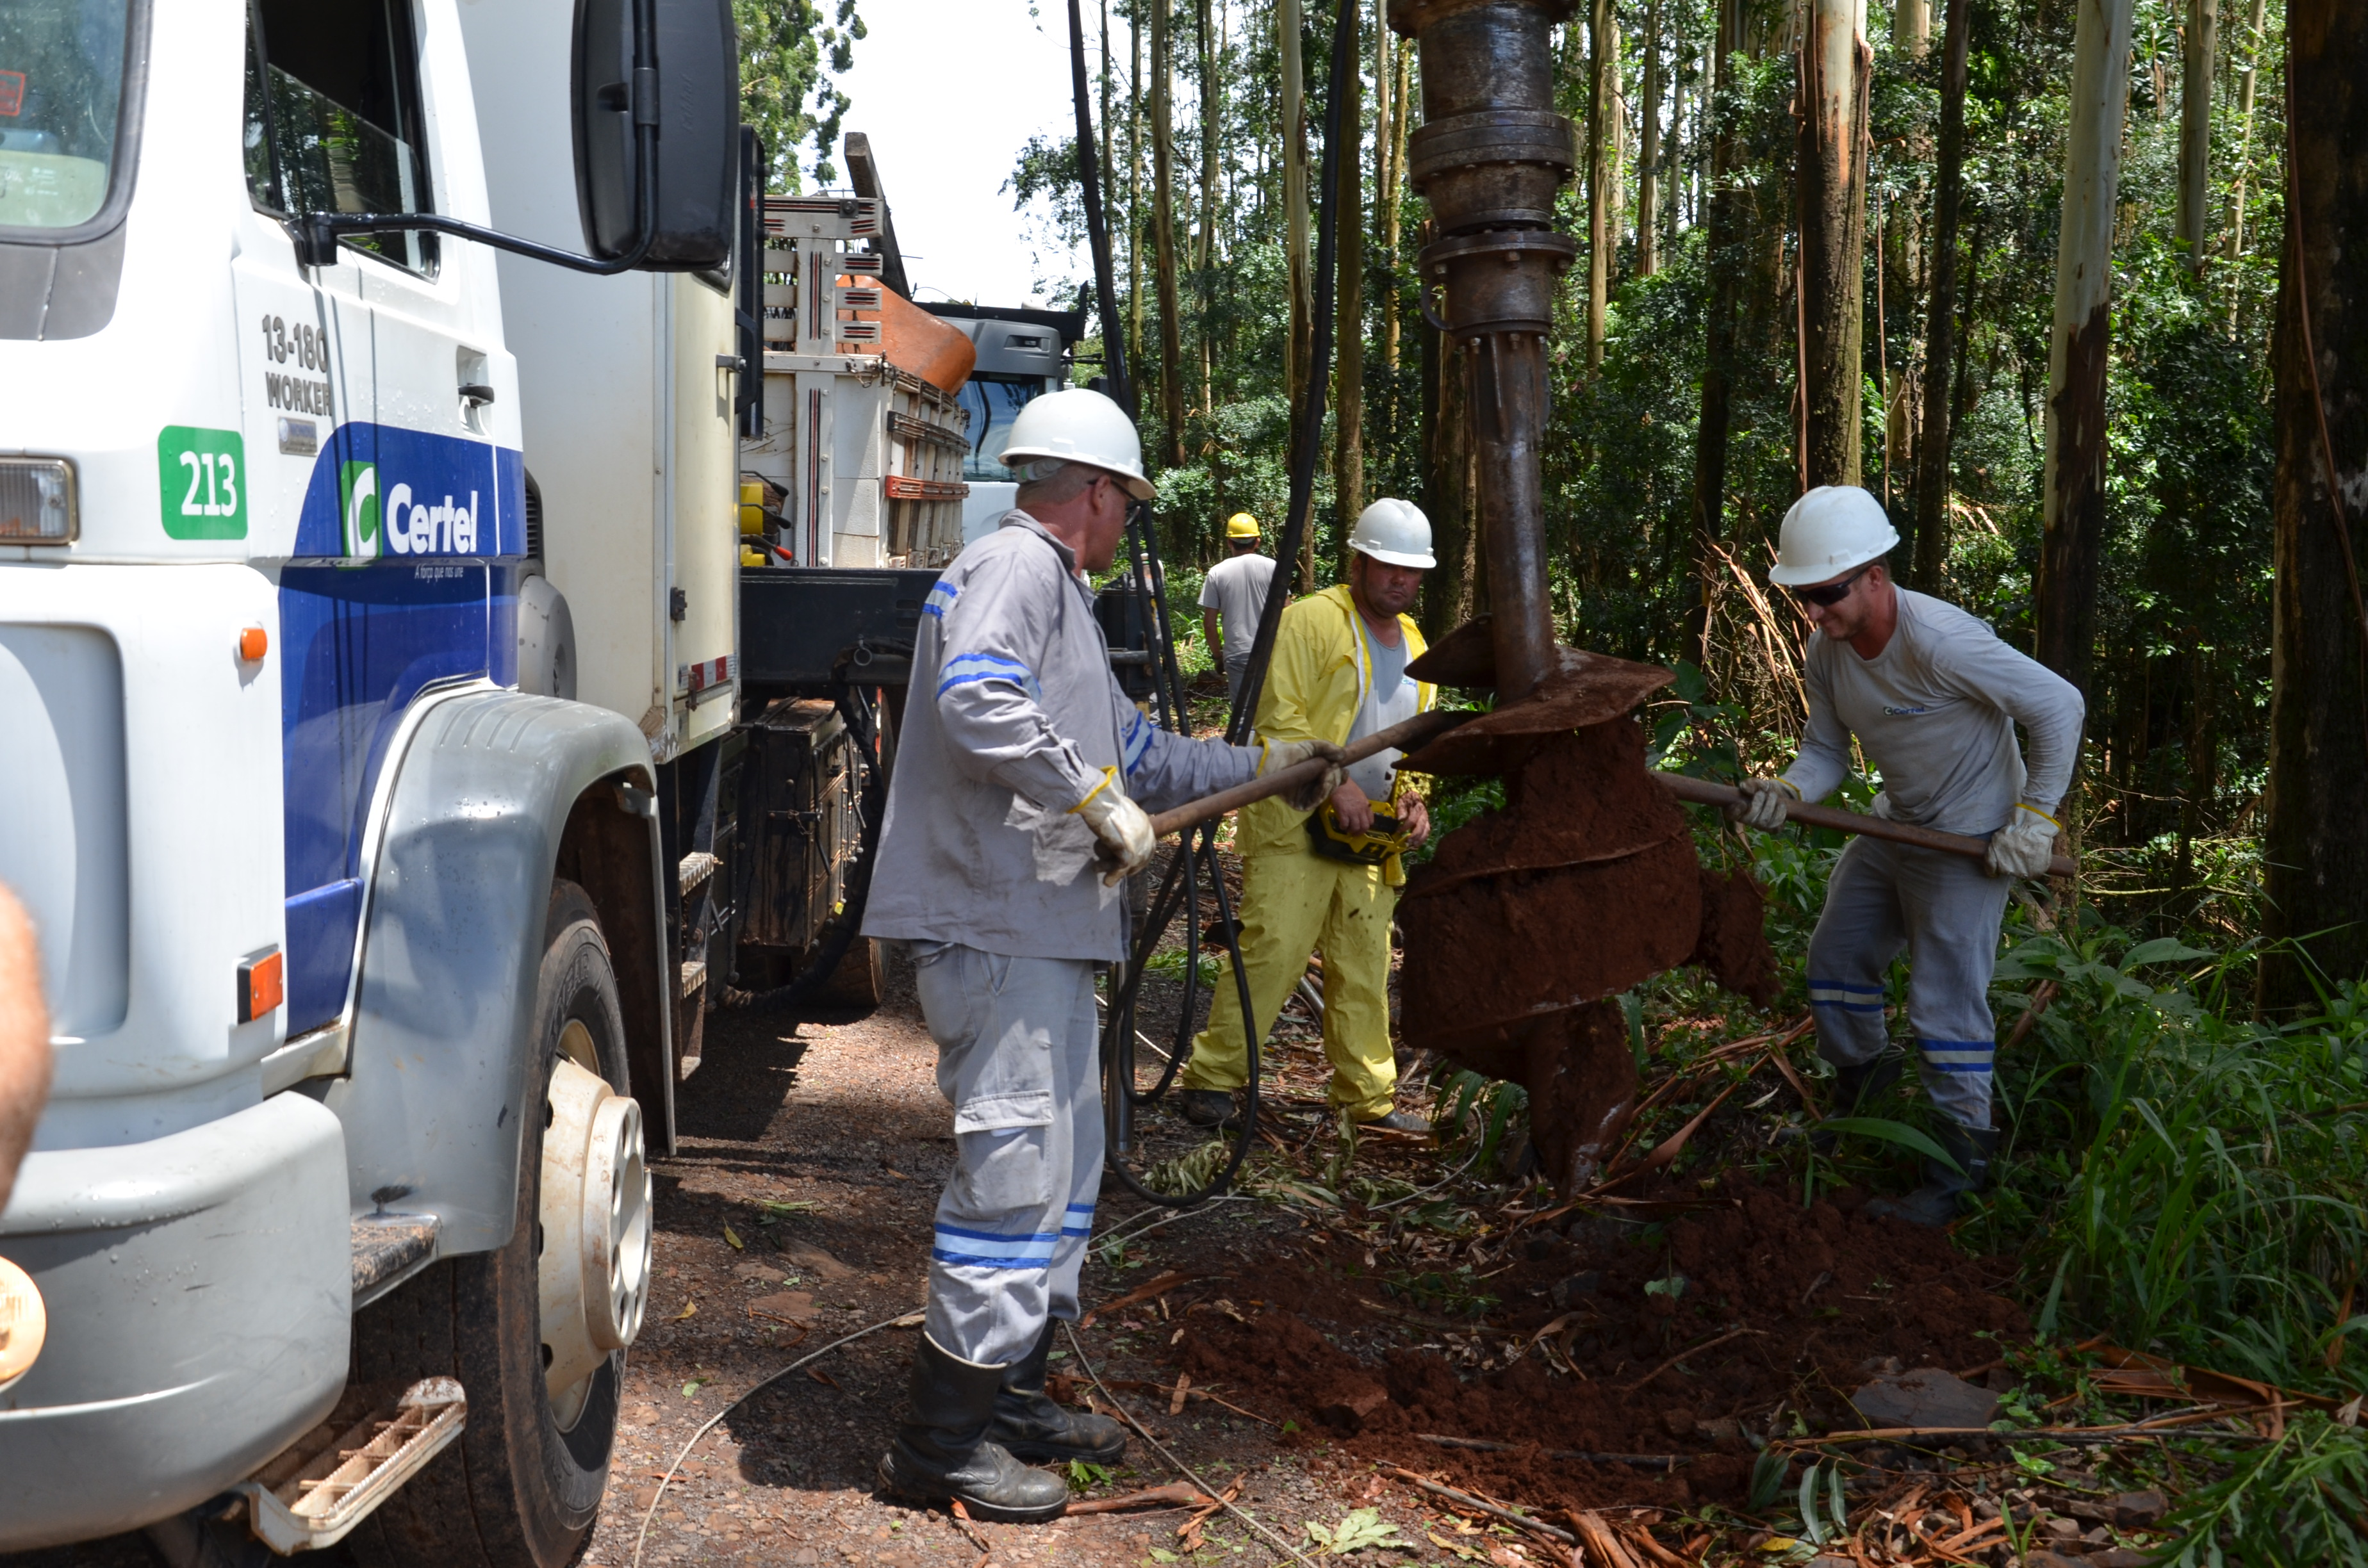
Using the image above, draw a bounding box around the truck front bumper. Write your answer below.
[0,1093,350,1549]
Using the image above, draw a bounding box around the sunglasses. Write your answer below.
[1790,562,1873,608]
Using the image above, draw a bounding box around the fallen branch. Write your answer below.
[1066,1483,1219,1515]
[1356,1298,1524,1337]
[1080,1270,1202,1328]
[1588,1072,1758,1198]
[1416,1435,1688,1472]
[1565,1509,1642,1568]
[1378,1466,1575,1546]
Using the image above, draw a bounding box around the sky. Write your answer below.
[830,0,1094,309]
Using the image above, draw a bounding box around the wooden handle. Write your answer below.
[1145,709,1470,840]
[1653,772,2077,880]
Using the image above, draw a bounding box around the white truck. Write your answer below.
[0,0,891,1559]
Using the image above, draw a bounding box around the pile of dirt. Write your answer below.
[1398,717,1780,1188]
[1163,1183,2027,1512]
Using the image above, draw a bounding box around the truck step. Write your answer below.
[350,1213,440,1309]
[233,1378,467,1553]
[678,851,720,895]
[680,958,708,996]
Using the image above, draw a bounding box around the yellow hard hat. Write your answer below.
[1225,512,1261,540]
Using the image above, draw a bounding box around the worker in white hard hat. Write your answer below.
[1199,512,1278,701]
[1179,498,1440,1134]
[862,387,1344,1521]
[1729,484,2085,1226]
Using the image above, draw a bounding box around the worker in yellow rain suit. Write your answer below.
[1178,500,1439,1132]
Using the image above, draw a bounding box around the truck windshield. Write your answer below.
[0,0,131,231]
[958,376,1051,482]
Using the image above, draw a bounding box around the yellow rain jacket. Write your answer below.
[1182,586,1435,1120]
[1235,585,1436,876]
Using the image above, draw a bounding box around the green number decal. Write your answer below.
[158,426,248,540]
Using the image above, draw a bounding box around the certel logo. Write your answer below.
[339,461,381,557]
[339,460,484,558]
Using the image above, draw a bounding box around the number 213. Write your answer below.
[179,450,238,518]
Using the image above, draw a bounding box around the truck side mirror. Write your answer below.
[573,0,739,270]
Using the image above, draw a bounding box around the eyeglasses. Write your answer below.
[1789,562,1873,608]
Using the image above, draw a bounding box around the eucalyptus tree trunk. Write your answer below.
[1197,0,1219,415]
[1381,28,1408,375]
[1100,0,1114,227]
[1586,0,1614,369]
[1909,0,1970,588]
[1151,0,1185,467]
[1418,290,1479,641]
[1637,0,1662,279]
[1130,12,1145,364]
[2035,0,2136,690]
[2263,0,2368,1009]
[1896,0,1929,57]
[1333,0,1367,535]
[1281,0,1312,472]
[2223,0,2267,266]
[1797,0,1870,489]
[1684,0,1745,667]
[2175,0,2217,275]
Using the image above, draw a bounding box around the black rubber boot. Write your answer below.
[1864,1122,1998,1227]
[989,1321,1126,1464]
[1810,1052,1905,1151]
[1180,1089,1240,1129]
[878,1335,1069,1522]
[1353,1108,1433,1135]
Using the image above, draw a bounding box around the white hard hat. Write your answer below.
[1347,498,1436,569]
[1770,485,1900,586]
[999,388,1156,501]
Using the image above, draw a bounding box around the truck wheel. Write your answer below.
[350,880,650,1568]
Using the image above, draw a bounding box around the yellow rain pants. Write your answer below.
[1180,850,1399,1122]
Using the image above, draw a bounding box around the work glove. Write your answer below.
[1986,804,2060,880]
[1725,776,1800,833]
[1260,738,1349,813]
[1072,768,1156,886]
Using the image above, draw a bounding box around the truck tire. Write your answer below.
[348,880,636,1568]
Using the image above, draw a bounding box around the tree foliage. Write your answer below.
[737,0,863,190]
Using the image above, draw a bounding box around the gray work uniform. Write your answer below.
[1199,551,1276,701]
[865,510,1259,1366]
[1778,587,2085,1130]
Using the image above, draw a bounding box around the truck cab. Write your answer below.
[0,0,736,1556]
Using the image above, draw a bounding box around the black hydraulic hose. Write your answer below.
[1224,0,1358,746]
[1068,0,1134,419]
[1101,821,1260,1210]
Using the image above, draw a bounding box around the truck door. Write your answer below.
[242,0,520,1035]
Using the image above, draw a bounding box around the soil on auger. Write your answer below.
[1398,713,1780,1191]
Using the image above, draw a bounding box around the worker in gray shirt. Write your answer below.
[862,389,1342,1521]
[1199,511,1279,701]
[1728,486,2084,1226]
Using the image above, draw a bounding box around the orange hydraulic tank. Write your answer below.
[841,279,976,393]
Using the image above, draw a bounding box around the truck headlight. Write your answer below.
[0,459,76,543]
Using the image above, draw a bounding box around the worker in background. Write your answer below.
[1199,512,1278,703]
[1178,499,1439,1136]
[1729,485,2084,1226]
[861,388,1344,1521]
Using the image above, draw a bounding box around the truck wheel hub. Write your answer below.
[538,1047,652,1424]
